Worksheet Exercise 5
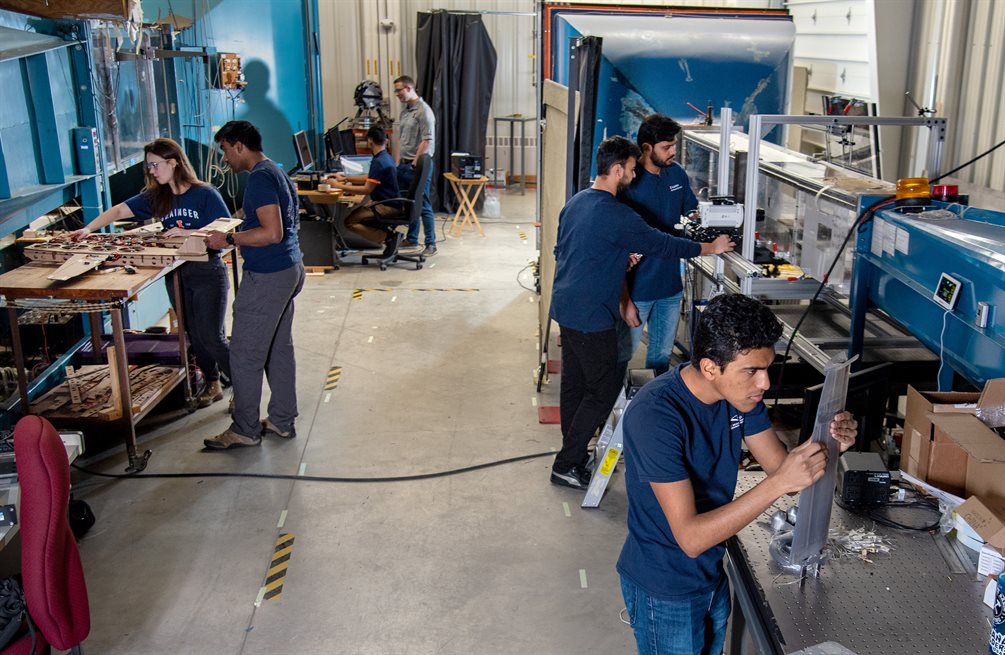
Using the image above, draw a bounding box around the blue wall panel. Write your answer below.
[48,48,80,178]
[0,59,42,192]
[144,0,314,171]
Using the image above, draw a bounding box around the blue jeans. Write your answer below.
[617,293,682,375]
[396,161,436,245]
[620,573,731,655]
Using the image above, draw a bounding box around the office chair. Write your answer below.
[8,416,89,655]
[361,153,431,271]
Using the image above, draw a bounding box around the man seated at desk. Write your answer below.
[328,126,402,255]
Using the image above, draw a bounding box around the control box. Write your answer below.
[837,452,891,507]
[451,153,483,179]
[698,197,744,229]
[72,127,100,176]
[215,53,244,90]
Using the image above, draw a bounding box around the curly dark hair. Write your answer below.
[691,294,782,368]
[637,114,681,149]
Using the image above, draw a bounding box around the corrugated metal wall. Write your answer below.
[319,0,536,128]
[317,1,782,178]
[902,0,1005,196]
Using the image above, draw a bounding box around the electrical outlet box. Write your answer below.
[214,53,244,90]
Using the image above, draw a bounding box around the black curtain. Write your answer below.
[416,11,497,212]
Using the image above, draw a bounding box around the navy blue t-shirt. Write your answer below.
[616,364,772,599]
[549,188,701,333]
[366,149,400,204]
[619,163,699,301]
[240,159,302,273]
[125,184,230,232]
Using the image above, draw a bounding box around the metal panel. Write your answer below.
[729,472,988,654]
[24,53,65,185]
[0,58,41,193]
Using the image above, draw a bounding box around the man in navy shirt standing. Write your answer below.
[329,125,401,255]
[204,121,306,450]
[617,293,858,655]
[619,114,701,375]
[548,137,734,489]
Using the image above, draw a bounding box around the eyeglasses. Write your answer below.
[145,160,169,171]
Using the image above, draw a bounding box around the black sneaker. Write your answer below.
[550,464,592,490]
[422,244,437,256]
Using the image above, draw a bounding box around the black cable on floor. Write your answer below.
[71,450,556,483]
[516,263,536,292]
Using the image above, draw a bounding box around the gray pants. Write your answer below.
[229,262,306,437]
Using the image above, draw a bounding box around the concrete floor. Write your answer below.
[72,190,638,654]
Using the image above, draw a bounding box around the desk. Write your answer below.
[0,432,81,550]
[0,263,190,473]
[296,189,364,206]
[726,472,987,654]
[493,115,535,195]
[444,173,488,237]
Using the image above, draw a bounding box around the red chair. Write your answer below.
[6,416,89,654]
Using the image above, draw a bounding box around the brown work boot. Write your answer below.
[203,428,261,450]
[197,380,224,408]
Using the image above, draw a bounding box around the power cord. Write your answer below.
[71,450,556,483]
[836,498,942,532]
[937,309,951,390]
[930,136,1005,184]
[516,263,536,292]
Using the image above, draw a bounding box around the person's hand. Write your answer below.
[626,253,642,271]
[829,411,858,453]
[333,172,347,182]
[620,297,641,328]
[69,228,90,241]
[770,440,828,495]
[162,227,195,238]
[706,234,736,255]
[204,230,229,249]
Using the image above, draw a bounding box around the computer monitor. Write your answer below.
[324,127,357,160]
[292,130,314,172]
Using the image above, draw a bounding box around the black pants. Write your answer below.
[168,258,231,382]
[555,325,624,471]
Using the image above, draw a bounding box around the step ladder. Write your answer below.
[582,368,654,508]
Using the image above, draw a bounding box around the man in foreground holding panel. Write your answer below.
[617,293,858,655]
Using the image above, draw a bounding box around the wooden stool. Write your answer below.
[444,173,489,237]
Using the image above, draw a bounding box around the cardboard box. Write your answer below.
[902,385,979,479]
[959,496,1005,555]
[929,413,1005,503]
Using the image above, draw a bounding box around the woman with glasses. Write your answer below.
[72,137,232,410]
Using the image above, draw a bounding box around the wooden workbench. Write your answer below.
[0,260,190,473]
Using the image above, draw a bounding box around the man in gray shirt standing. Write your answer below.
[393,75,437,256]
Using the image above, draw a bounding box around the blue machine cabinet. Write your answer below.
[849,200,1005,389]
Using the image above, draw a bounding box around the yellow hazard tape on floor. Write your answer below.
[518,232,527,240]
[324,366,342,390]
[263,532,295,601]
[352,288,394,300]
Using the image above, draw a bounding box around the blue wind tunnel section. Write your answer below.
[849,202,1005,389]
[550,12,794,176]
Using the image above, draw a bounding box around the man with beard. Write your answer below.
[548,136,734,489]
[618,114,702,376]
